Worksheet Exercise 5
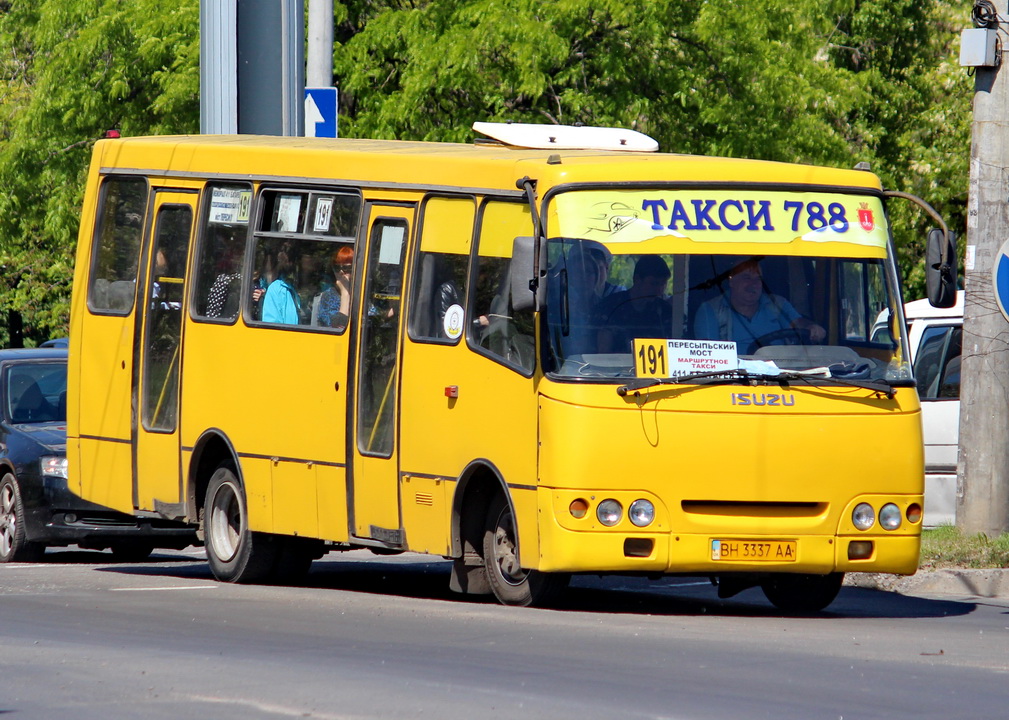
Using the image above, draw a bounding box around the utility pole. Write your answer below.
[958,0,1009,535]
[307,0,334,88]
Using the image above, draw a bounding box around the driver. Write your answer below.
[693,258,825,352]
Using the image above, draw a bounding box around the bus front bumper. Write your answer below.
[534,499,920,577]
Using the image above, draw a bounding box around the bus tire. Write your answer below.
[204,465,278,583]
[482,494,567,607]
[760,572,844,613]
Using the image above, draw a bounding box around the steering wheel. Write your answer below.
[745,327,812,355]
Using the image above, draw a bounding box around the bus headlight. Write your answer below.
[628,499,655,527]
[852,502,875,530]
[596,499,622,527]
[879,503,902,531]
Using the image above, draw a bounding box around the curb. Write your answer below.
[845,568,1009,600]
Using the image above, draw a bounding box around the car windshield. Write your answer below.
[542,240,908,384]
[5,361,67,424]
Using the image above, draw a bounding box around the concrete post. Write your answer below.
[307,0,334,89]
[958,0,1009,534]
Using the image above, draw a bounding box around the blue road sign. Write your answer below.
[304,87,338,138]
[994,239,1009,322]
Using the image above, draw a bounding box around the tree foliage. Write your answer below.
[333,0,971,298]
[0,0,198,345]
[0,0,973,341]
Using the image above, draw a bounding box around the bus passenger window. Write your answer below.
[252,236,354,329]
[411,251,468,341]
[409,196,475,343]
[193,184,252,323]
[88,176,148,314]
[471,200,535,373]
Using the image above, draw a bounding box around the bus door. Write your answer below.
[133,190,198,512]
[351,203,414,543]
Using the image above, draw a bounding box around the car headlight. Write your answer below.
[852,502,875,530]
[628,499,655,527]
[40,455,68,479]
[879,503,902,531]
[596,499,622,526]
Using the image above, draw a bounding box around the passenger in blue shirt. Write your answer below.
[262,246,301,324]
[693,259,825,353]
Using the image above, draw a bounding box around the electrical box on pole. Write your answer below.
[958,0,1009,535]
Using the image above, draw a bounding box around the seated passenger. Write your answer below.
[315,246,354,330]
[262,244,301,324]
[595,255,672,353]
[693,258,826,353]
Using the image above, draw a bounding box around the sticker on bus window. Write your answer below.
[209,188,252,225]
[443,304,465,340]
[314,197,333,232]
[275,195,302,233]
[633,339,737,378]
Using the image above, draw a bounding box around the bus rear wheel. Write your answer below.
[482,494,567,607]
[760,572,844,613]
[204,465,278,583]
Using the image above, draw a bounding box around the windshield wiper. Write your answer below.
[616,367,899,398]
[616,369,755,396]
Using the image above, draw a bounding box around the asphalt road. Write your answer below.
[1,548,1007,720]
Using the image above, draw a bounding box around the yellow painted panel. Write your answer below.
[316,464,349,542]
[272,460,318,537]
[239,456,274,534]
[78,437,133,513]
[477,201,531,258]
[420,197,475,254]
[400,474,451,556]
[398,339,539,560]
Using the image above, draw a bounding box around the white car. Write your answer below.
[874,291,962,527]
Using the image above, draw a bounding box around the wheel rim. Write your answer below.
[209,480,242,563]
[492,505,528,587]
[0,481,15,558]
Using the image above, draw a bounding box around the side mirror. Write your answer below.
[926,228,958,308]
[510,236,546,312]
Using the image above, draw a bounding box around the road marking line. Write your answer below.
[110,586,218,592]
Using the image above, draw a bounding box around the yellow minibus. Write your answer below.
[67,123,940,611]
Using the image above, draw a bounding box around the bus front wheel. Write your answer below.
[204,466,278,583]
[760,572,844,613]
[482,494,567,607]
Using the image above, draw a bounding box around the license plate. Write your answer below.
[711,539,797,562]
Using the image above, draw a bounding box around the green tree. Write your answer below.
[333,0,972,298]
[0,0,199,345]
[0,0,973,345]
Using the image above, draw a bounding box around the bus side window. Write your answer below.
[409,196,475,343]
[192,183,252,323]
[88,176,148,314]
[470,200,535,374]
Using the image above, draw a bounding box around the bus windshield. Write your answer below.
[542,241,908,383]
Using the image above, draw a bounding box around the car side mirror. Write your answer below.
[926,228,958,308]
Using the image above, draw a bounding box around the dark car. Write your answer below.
[0,348,197,562]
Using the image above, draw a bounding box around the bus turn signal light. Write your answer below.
[569,499,589,519]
